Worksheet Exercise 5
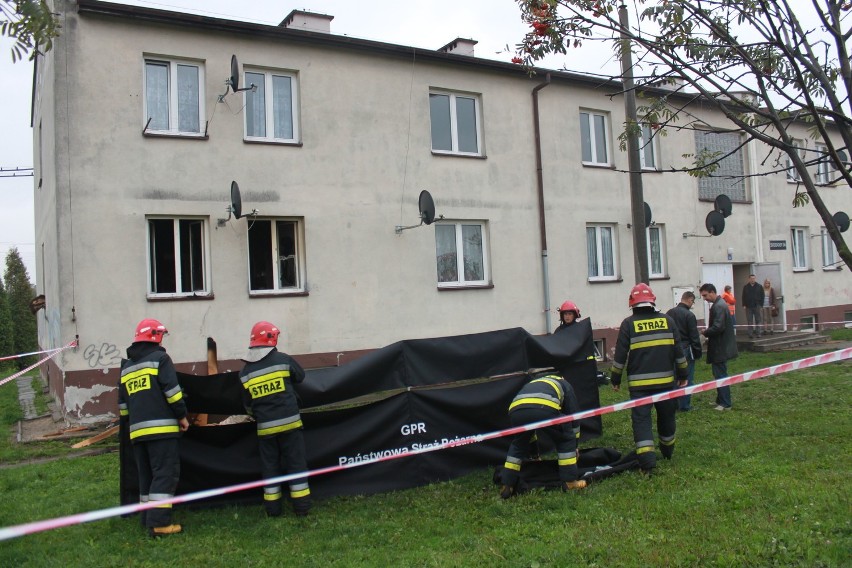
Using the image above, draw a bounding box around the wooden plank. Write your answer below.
[70,425,119,449]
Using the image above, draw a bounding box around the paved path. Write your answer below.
[15,376,38,420]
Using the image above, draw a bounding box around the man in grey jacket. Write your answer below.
[699,283,739,410]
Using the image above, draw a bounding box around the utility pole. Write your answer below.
[619,3,649,284]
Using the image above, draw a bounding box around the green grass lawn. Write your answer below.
[0,350,849,567]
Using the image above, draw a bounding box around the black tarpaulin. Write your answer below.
[119,323,603,506]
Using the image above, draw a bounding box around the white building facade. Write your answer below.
[33,0,851,422]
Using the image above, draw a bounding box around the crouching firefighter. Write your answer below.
[610,283,689,475]
[118,319,189,537]
[500,373,587,498]
[240,321,311,517]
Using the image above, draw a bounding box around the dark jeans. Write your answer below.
[679,356,696,411]
[745,308,762,336]
[711,361,732,408]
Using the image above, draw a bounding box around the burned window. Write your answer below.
[148,218,208,296]
[248,219,304,293]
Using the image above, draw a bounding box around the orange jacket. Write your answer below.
[721,291,736,315]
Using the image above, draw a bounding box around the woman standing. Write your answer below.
[762,279,778,333]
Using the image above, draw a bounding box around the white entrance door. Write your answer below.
[701,263,734,322]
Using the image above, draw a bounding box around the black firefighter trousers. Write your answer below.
[133,437,180,528]
[629,387,677,471]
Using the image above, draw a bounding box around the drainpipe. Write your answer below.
[533,73,552,333]
[749,139,764,262]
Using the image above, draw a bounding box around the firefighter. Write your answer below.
[499,373,587,498]
[118,318,189,537]
[240,321,311,517]
[610,284,689,474]
[556,300,582,331]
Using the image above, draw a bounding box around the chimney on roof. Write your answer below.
[280,9,333,33]
[438,38,477,57]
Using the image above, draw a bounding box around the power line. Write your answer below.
[0,167,34,178]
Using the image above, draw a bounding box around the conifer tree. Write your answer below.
[4,248,36,369]
[0,276,15,373]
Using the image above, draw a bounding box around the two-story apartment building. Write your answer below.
[32,0,851,422]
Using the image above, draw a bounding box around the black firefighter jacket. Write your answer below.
[610,308,689,392]
[118,342,187,443]
[239,348,306,437]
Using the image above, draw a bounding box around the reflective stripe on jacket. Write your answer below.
[118,342,187,444]
[240,348,306,437]
[610,309,688,391]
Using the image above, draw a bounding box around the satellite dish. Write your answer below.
[419,190,436,225]
[230,181,243,219]
[643,202,652,228]
[705,211,725,236]
[229,54,240,92]
[833,211,850,233]
[838,149,848,163]
[714,194,733,218]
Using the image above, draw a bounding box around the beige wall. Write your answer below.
[34,2,851,421]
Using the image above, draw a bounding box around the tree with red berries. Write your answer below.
[515,0,852,270]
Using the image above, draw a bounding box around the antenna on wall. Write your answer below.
[218,181,259,227]
[217,55,257,102]
[395,190,443,234]
[683,193,732,238]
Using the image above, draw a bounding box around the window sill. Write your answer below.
[821,267,842,272]
[588,278,623,284]
[249,290,309,298]
[792,268,813,273]
[430,151,486,159]
[649,275,670,281]
[437,283,494,291]
[641,167,661,173]
[243,139,303,147]
[147,293,214,302]
[699,198,752,205]
[581,161,613,169]
[143,131,208,140]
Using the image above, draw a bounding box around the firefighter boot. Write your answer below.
[293,497,312,518]
[499,485,516,499]
[149,524,182,538]
[660,444,674,460]
[562,480,587,491]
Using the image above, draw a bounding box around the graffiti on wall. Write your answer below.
[83,343,123,368]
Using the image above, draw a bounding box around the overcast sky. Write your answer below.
[0,0,618,282]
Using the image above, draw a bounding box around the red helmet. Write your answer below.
[134,318,168,343]
[558,300,581,318]
[628,283,657,308]
[249,321,280,348]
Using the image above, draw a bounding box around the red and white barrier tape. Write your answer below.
[0,341,78,388]
[1,346,849,542]
[0,345,77,363]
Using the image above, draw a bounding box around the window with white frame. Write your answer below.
[435,221,489,286]
[639,124,658,170]
[647,225,667,278]
[244,69,300,143]
[148,217,209,296]
[580,110,610,165]
[786,139,805,182]
[814,144,835,185]
[144,58,204,135]
[247,219,306,293]
[429,91,482,155]
[821,227,840,269]
[586,224,618,281]
[791,227,809,270]
[694,131,746,201]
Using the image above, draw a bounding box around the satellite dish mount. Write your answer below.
[218,55,257,102]
[395,190,443,234]
[218,181,259,227]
